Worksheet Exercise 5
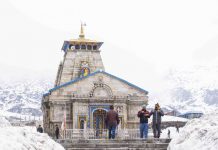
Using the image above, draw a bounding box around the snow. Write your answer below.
[168,110,218,150]
[0,110,42,122]
[0,117,64,150]
[0,79,52,118]
[161,127,180,139]
[0,116,11,127]
[162,115,188,122]
[149,65,218,114]
[146,115,188,124]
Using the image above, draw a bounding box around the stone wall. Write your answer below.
[58,50,105,85]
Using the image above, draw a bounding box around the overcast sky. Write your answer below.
[1,0,218,93]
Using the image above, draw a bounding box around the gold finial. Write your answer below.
[79,23,86,39]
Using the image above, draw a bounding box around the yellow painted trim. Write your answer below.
[78,116,87,129]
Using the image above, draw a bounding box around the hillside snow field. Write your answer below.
[168,110,218,150]
[0,116,64,150]
[149,65,218,114]
[0,79,52,117]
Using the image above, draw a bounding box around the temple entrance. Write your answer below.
[93,109,107,129]
[93,109,107,138]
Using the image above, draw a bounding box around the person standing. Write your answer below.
[55,124,60,139]
[137,105,150,138]
[176,122,179,133]
[105,105,119,139]
[37,125,43,133]
[150,103,164,138]
[168,129,171,139]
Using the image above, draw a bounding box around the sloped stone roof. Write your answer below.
[43,70,148,97]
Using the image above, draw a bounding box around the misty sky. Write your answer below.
[1,0,218,93]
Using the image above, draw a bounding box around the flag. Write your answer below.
[61,41,69,53]
[81,21,86,26]
[61,108,66,138]
[61,111,66,131]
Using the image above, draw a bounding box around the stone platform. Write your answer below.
[57,138,171,150]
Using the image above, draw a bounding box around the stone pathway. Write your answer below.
[58,138,171,150]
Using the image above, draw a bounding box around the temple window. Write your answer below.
[69,44,75,50]
[81,45,86,49]
[75,44,80,49]
[87,45,92,50]
[66,114,70,120]
[46,111,49,118]
[80,120,85,129]
[93,45,97,50]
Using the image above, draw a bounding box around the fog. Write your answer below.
[1,0,218,99]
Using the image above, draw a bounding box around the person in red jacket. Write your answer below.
[137,105,150,138]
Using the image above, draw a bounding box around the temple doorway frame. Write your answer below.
[92,108,107,130]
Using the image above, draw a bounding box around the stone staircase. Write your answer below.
[57,138,171,150]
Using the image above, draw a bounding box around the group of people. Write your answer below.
[37,103,164,140]
[37,124,60,139]
[105,103,164,139]
[137,103,164,139]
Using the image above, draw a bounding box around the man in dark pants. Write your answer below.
[176,122,180,133]
[150,103,164,138]
[137,105,150,138]
[55,124,60,139]
[105,105,119,139]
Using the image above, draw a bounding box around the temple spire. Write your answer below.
[79,23,85,39]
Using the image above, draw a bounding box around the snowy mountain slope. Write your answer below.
[149,65,218,114]
[0,116,11,127]
[0,79,52,117]
[168,109,218,150]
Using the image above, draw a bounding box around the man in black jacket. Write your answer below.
[37,125,43,133]
[137,105,150,138]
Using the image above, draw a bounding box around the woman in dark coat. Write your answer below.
[150,103,164,138]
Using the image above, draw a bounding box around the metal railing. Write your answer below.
[64,129,153,140]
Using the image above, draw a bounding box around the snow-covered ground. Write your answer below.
[0,116,11,127]
[146,115,188,124]
[0,110,42,121]
[168,110,218,150]
[160,127,180,139]
[162,115,188,122]
[0,117,64,150]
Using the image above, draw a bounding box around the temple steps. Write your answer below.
[58,139,171,150]
[69,148,168,149]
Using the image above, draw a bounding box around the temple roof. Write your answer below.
[43,70,149,97]
[61,24,103,52]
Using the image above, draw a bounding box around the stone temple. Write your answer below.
[42,25,149,136]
